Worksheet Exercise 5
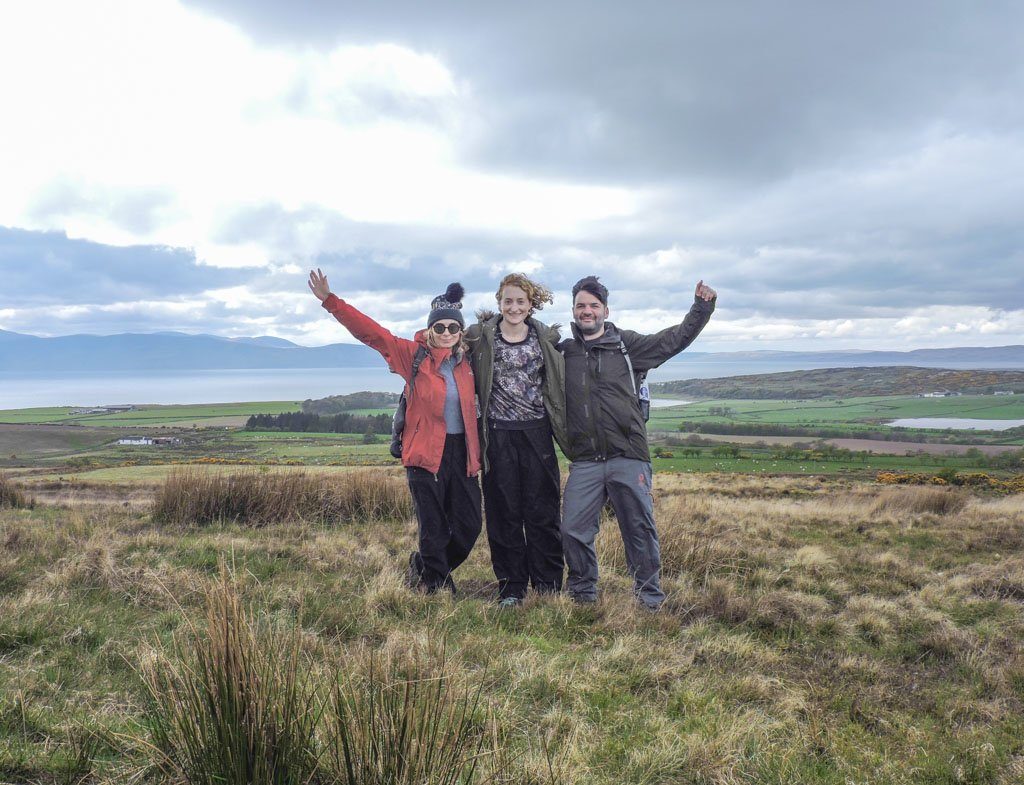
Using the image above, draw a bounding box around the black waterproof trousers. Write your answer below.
[482,424,563,600]
[406,434,483,593]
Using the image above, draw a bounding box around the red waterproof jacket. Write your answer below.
[322,294,481,477]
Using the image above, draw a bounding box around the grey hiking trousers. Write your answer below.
[560,457,664,608]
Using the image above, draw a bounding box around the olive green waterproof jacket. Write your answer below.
[466,312,570,471]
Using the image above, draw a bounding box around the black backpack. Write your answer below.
[389,346,429,459]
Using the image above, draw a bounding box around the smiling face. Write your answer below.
[428,319,463,349]
[573,290,609,339]
[499,284,531,327]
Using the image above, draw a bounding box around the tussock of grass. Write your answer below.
[137,568,494,784]
[325,645,489,785]
[0,472,30,509]
[152,468,413,526]
[870,485,968,516]
[138,567,322,783]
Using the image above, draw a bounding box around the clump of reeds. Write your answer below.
[138,567,321,783]
[0,473,30,509]
[870,486,968,516]
[137,567,493,784]
[152,469,412,526]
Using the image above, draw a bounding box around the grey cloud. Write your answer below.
[183,1,1024,185]
[0,226,246,307]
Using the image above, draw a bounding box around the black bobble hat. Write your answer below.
[427,282,466,328]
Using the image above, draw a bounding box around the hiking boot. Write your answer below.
[498,596,523,609]
[570,593,597,606]
[405,552,423,589]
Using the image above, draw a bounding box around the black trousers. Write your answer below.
[406,434,482,592]
[483,425,563,599]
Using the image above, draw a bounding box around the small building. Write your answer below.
[117,437,154,446]
[72,405,137,415]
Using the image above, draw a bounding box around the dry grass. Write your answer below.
[0,472,30,509]
[152,468,413,526]
[2,472,1024,783]
[870,485,969,516]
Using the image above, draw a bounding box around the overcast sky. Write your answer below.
[1,0,1022,351]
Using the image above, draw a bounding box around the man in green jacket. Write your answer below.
[558,275,717,609]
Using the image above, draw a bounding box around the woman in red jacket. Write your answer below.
[308,269,482,594]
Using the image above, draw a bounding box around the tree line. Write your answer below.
[245,411,392,434]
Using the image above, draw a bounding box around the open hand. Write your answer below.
[695,280,717,301]
[308,268,331,302]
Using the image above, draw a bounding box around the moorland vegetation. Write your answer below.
[0,469,1022,783]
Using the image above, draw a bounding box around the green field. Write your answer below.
[651,450,985,475]
[649,394,1024,441]
[3,395,1024,480]
[0,401,306,426]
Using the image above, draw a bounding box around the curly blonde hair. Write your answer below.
[495,273,554,313]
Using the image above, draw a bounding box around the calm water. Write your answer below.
[1,358,1021,410]
[649,398,692,409]
[888,418,1024,431]
[0,364,765,408]
[0,368,405,409]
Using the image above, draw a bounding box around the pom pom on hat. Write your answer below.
[427,281,466,328]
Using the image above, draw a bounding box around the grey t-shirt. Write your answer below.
[488,326,546,425]
[439,355,464,434]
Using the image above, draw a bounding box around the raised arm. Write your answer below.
[620,281,717,370]
[308,268,418,380]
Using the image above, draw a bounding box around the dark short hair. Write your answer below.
[571,275,608,306]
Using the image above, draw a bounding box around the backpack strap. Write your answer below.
[619,340,651,422]
[408,345,429,388]
[619,340,637,395]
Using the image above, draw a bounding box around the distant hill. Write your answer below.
[303,391,400,414]
[650,366,1024,399]
[658,344,1024,369]
[0,330,378,371]
[2,328,1023,374]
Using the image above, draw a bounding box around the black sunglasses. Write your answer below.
[431,323,463,335]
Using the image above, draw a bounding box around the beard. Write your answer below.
[575,316,604,336]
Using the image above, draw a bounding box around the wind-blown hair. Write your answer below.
[495,273,554,313]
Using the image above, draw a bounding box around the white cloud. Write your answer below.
[0,0,642,268]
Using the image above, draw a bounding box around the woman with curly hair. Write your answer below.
[466,273,569,607]
[309,269,482,595]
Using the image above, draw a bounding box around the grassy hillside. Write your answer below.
[651,366,1024,399]
[0,472,1022,782]
[648,395,1024,445]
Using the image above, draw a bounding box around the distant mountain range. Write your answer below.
[1,329,1023,372]
[0,329,378,371]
